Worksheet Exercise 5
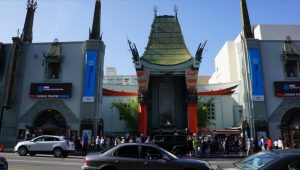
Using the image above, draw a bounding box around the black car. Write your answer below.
[82,143,213,170]
[153,135,189,155]
[0,157,8,170]
[229,149,300,170]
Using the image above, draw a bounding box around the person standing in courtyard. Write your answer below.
[95,136,100,151]
[273,138,278,149]
[267,137,273,151]
[259,136,265,151]
[82,133,89,155]
[246,138,251,156]
[278,137,284,149]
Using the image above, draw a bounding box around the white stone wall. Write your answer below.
[101,96,136,134]
[209,41,239,84]
[198,95,238,130]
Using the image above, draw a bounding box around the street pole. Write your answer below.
[220,96,224,129]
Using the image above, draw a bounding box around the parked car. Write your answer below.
[14,135,75,158]
[0,157,8,170]
[217,149,300,170]
[152,134,189,156]
[82,143,214,170]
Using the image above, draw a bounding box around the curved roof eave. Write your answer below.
[141,58,195,71]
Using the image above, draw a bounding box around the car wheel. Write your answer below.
[18,146,28,156]
[62,153,69,158]
[29,152,36,156]
[53,148,63,157]
[101,166,117,170]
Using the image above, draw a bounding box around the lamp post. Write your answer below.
[220,96,224,129]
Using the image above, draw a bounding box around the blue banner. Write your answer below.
[83,51,97,102]
[248,49,264,101]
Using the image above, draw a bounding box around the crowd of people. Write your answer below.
[74,133,152,155]
[25,130,291,157]
[73,133,269,156]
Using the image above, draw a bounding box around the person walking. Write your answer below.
[246,138,251,156]
[95,136,100,151]
[223,137,230,156]
[267,137,273,151]
[259,136,265,151]
[82,133,89,155]
[273,138,278,149]
[278,137,283,149]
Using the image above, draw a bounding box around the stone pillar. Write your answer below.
[188,103,197,134]
[139,104,148,136]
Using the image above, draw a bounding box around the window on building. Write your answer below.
[43,41,62,80]
[46,61,60,79]
[207,103,215,120]
[284,59,298,78]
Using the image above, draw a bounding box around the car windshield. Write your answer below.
[158,146,178,160]
[234,152,279,170]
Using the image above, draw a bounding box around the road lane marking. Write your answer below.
[9,168,35,170]
[9,159,82,165]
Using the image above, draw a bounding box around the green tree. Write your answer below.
[111,99,139,132]
[197,98,214,128]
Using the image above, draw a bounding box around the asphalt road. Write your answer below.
[0,152,241,170]
[0,153,83,170]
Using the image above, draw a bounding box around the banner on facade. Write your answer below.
[30,83,72,98]
[248,49,264,101]
[83,51,97,102]
[274,81,300,97]
[136,71,149,92]
[185,70,198,90]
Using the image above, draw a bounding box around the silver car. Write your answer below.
[14,135,75,158]
[82,143,214,170]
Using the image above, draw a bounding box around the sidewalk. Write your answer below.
[197,152,247,158]
[2,148,248,158]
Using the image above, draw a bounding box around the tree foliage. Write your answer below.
[111,99,139,132]
[197,98,214,128]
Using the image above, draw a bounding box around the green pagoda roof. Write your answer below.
[141,15,192,65]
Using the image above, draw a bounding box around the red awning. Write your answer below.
[213,129,241,135]
[103,85,238,97]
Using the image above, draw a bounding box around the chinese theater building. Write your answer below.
[127,9,206,135]
[0,0,105,147]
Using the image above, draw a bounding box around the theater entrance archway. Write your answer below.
[32,109,68,136]
[280,108,300,149]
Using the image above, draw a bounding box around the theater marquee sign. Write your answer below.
[274,81,300,97]
[30,83,72,98]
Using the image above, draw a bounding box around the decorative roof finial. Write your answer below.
[26,0,37,10]
[153,5,157,16]
[174,5,178,17]
[240,0,253,39]
[21,0,37,43]
[89,0,101,40]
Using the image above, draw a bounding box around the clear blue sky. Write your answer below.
[1,0,300,76]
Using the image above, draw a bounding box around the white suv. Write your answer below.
[14,135,75,158]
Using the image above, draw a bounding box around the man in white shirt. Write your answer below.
[273,139,278,149]
[278,137,283,149]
